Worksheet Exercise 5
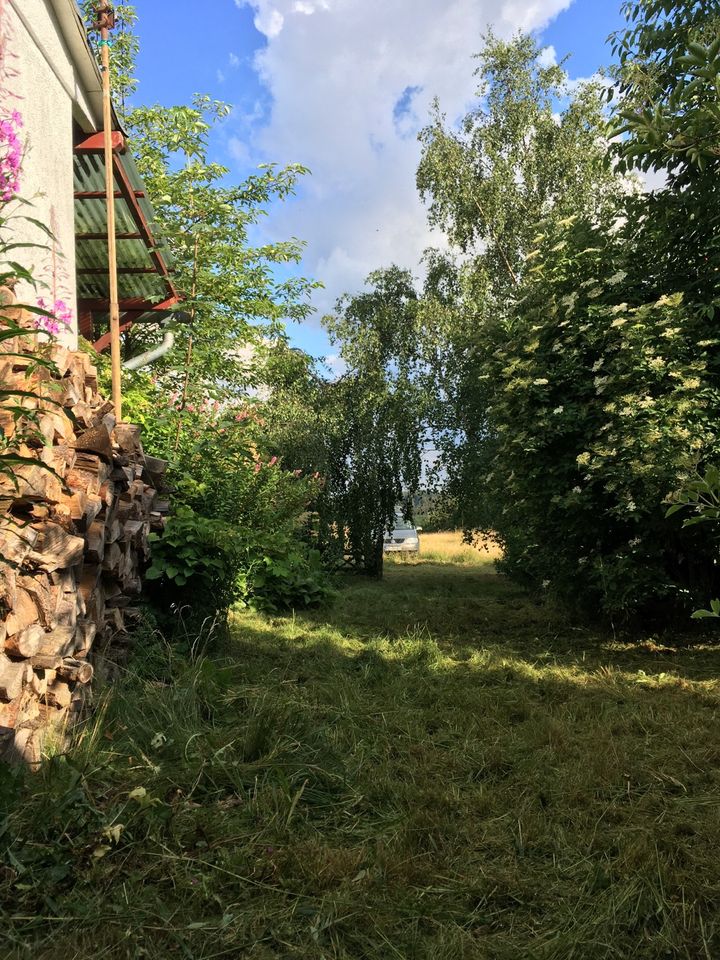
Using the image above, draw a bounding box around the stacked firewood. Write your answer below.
[0,295,169,763]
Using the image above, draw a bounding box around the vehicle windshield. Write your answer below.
[392,520,415,532]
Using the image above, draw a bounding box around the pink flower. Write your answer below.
[254,462,262,473]
[268,456,278,467]
[34,297,72,337]
[293,469,303,477]
[0,110,23,201]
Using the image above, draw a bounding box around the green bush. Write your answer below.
[145,504,332,620]
[116,371,332,619]
[464,213,720,619]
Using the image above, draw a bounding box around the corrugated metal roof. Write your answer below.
[74,148,177,308]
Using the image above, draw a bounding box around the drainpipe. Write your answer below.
[123,329,175,371]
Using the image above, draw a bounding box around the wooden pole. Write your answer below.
[97,4,122,421]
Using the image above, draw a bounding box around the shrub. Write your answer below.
[467,214,720,619]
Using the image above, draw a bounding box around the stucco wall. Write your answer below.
[6,0,100,349]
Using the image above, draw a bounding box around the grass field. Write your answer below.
[2,561,720,958]
[387,530,502,567]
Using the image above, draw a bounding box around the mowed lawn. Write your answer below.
[2,559,720,958]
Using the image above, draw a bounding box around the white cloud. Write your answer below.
[229,52,241,68]
[538,43,557,67]
[237,0,575,320]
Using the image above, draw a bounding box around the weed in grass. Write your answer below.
[1,563,720,958]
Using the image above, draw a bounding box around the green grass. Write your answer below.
[2,564,720,958]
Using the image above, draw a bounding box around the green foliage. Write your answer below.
[145,505,240,608]
[667,466,720,617]
[235,532,332,613]
[319,268,427,574]
[610,0,720,182]
[145,505,332,618]
[0,206,71,499]
[464,213,720,616]
[79,4,331,617]
[124,95,317,399]
[418,32,619,300]
[404,23,720,620]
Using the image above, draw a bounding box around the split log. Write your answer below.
[86,521,106,564]
[74,424,113,462]
[0,655,30,701]
[73,621,97,658]
[114,423,143,457]
[27,523,85,572]
[45,680,73,709]
[77,563,101,605]
[30,653,63,671]
[104,516,121,544]
[4,587,39,636]
[0,463,63,504]
[0,519,38,566]
[143,455,167,479]
[0,693,22,730]
[19,576,55,628]
[102,541,122,574]
[4,623,44,658]
[53,568,78,628]
[30,671,48,697]
[37,625,76,658]
[56,658,93,684]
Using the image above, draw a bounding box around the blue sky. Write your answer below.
[130,0,626,362]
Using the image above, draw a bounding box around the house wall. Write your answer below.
[6,0,101,349]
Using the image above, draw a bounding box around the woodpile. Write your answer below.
[0,294,169,764]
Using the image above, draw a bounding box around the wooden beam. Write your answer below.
[112,155,177,299]
[99,9,123,421]
[77,267,163,276]
[77,232,143,241]
[78,296,180,313]
[93,315,136,354]
[75,131,126,154]
[75,190,145,200]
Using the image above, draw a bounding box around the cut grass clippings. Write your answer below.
[1,563,720,958]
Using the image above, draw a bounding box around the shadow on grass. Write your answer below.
[293,561,720,683]
[1,563,720,959]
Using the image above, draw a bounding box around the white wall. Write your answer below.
[6,0,101,349]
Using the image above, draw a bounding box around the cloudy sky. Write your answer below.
[133,0,625,359]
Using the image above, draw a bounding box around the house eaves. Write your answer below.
[9,0,119,132]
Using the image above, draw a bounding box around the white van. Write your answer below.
[383,518,421,554]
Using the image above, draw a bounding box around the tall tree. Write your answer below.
[416,33,622,534]
[415,19,720,619]
[293,268,428,575]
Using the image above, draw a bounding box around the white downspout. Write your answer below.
[123,330,175,371]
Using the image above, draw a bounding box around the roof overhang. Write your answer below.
[74,131,181,351]
[51,0,106,128]
[9,0,112,131]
